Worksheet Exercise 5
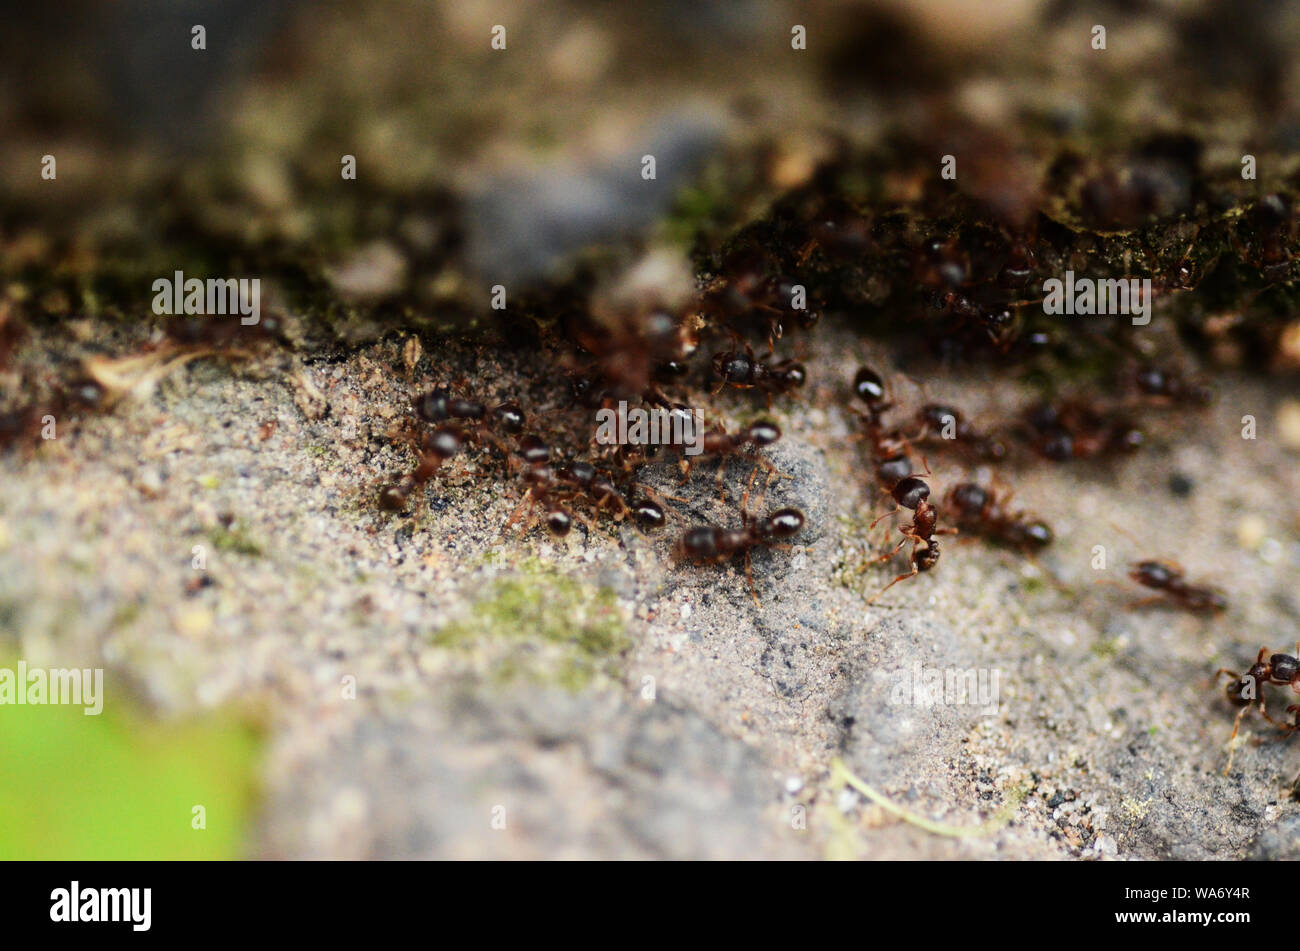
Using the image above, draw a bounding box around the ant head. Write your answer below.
[517,434,550,466]
[781,362,807,388]
[1225,673,1256,706]
[1036,429,1074,462]
[893,476,930,510]
[1022,521,1054,549]
[654,360,689,382]
[415,387,451,422]
[378,483,409,512]
[949,482,989,516]
[853,367,886,405]
[492,401,526,434]
[760,508,805,542]
[1132,560,1178,587]
[1270,654,1299,684]
[917,540,941,571]
[1112,424,1145,453]
[795,309,821,331]
[746,421,781,446]
[566,460,597,487]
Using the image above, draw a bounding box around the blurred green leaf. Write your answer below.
[0,691,261,859]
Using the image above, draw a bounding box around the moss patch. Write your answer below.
[433,568,629,690]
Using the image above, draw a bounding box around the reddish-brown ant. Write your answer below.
[1214,646,1300,774]
[1127,559,1227,614]
[866,474,956,603]
[852,366,919,488]
[945,482,1053,551]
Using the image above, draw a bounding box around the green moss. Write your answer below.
[207,526,263,557]
[432,569,629,690]
[1091,637,1121,660]
[0,679,262,859]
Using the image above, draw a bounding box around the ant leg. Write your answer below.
[739,461,761,518]
[715,456,730,505]
[867,561,919,605]
[745,549,761,609]
[869,505,900,530]
[504,488,536,534]
[1224,704,1252,775]
[1211,668,1240,689]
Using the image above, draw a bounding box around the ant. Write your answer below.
[866,473,955,603]
[945,482,1053,551]
[379,385,527,512]
[509,438,667,538]
[1022,400,1145,461]
[667,419,784,495]
[1127,559,1227,614]
[415,386,526,448]
[675,506,805,608]
[1215,646,1300,774]
[711,345,806,402]
[1133,365,1213,407]
[913,403,1009,461]
[852,366,918,488]
[378,424,465,512]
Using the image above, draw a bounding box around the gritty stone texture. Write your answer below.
[3,317,1298,860]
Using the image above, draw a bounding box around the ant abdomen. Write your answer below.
[760,508,805,541]
[633,500,665,530]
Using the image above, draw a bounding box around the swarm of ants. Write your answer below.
[4,145,1298,783]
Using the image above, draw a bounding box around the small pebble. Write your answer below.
[1238,514,1268,551]
[1279,399,1300,451]
[1167,473,1194,497]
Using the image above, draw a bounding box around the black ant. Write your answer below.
[711,345,806,401]
[667,419,783,493]
[913,403,1009,461]
[852,366,918,488]
[379,385,527,512]
[675,506,805,607]
[1215,646,1300,774]
[378,424,465,512]
[1022,400,1145,461]
[945,482,1052,551]
[509,437,666,538]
